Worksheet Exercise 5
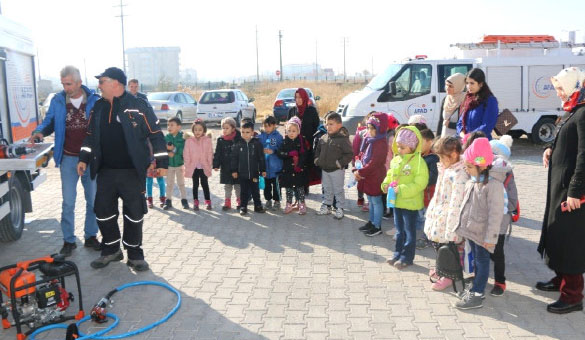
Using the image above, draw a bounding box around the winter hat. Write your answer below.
[550,67,585,98]
[396,128,419,150]
[464,137,493,166]
[387,113,399,131]
[367,112,389,135]
[489,135,513,161]
[286,116,302,131]
[408,114,427,125]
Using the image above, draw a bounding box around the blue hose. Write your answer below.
[28,281,181,340]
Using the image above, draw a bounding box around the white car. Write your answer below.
[197,89,256,126]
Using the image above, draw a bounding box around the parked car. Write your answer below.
[273,88,320,122]
[197,89,256,126]
[147,92,198,123]
[39,92,56,121]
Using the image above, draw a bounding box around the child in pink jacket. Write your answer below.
[184,119,213,210]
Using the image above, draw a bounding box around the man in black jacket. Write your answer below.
[77,67,168,271]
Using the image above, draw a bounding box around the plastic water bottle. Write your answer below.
[259,176,265,190]
[347,159,363,188]
[386,181,397,208]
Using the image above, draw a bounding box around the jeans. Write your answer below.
[367,195,383,228]
[393,208,418,264]
[146,177,166,198]
[469,240,491,294]
[60,155,98,243]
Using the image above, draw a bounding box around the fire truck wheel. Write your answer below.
[0,176,25,242]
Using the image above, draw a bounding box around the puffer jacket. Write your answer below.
[455,156,509,253]
[424,159,469,244]
[230,137,266,180]
[213,131,242,184]
[165,131,186,167]
[314,127,353,172]
[258,129,283,179]
[381,126,429,211]
[184,133,213,178]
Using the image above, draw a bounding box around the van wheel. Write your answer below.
[236,112,242,127]
[0,176,25,242]
[531,118,556,144]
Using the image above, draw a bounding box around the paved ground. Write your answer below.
[1,129,583,340]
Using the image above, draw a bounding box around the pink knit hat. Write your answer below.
[396,128,419,150]
[464,137,493,166]
[286,116,302,131]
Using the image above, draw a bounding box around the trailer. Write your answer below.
[339,35,585,143]
[0,15,53,241]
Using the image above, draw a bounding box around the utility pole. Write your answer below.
[279,30,283,82]
[343,37,347,83]
[315,40,318,82]
[255,26,260,82]
[115,0,127,73]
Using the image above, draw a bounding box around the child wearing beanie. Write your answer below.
[488,135,518,297]
[454,137,507,309]
[382,126,429,269]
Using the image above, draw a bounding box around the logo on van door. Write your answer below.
[407,103,428,116]
[532,76,555,99]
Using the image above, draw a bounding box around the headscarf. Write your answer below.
[443,73,466,117]
[550,67,585,112]
[360,112,389,165]
[295,88,310,118]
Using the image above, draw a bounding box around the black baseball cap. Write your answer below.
[95,67,127,86]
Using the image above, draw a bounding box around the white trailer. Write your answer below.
[0,15,53,242]
[339,35,585,143]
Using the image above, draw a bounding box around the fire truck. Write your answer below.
[0,15,53,242]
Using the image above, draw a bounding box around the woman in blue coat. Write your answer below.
[457,68,499,140]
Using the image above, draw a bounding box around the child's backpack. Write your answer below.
[504,173,520,223]
[435,242,465,293]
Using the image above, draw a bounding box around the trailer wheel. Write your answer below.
[0,176,26,242]
[531,118,556,144]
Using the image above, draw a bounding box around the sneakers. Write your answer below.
[415,238,431,250]
[490,282,506,296]
[317,204,331,215]
[181,199,189,209]
[60,242,77,257]
[298,203,307,215]
[364,227,382,237]
[205,200,212,210]
[127,259,150,272]
[357,198,365,206]
[361,204,369,212]
[222,198,232,211]
[84,237,101,251]
[382,210,394,220]
[90,250,123,269]
[163,199,172,210]
[386,258,399,266]
[455,292,484,310]
[284,203,294,214]
[431,277,453,291]
[193,199,200,211]
[254,205,266,213]
[359,221,374,232]
[273,201,281,211]
[333,208,344,220]
[159,196,166,208]
[146,197,154,209]
[239,208,248,215]
[265,200,273,210]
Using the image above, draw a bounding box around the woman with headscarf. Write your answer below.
[536,67,585,314]
[456,68,499,140]
[288,88,320,190]
[437,73,466,137]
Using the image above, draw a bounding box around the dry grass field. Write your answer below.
[180,81,364,120]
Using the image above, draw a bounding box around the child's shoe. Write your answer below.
[284,203,294,214]
[205,200,212,210]
[333,208,344,220]
[490,282,506,296]
[455,292,484,310]
[239,207,248,216]
[254,205,266,213]
[181,199,189,209]
[265,200,273,210]
[316,204,331,215]
[222,198,232,211]
[273,201,281,211]
[163,199,172,210]
[357,198,364,206]
[431,277,453,291]
[147,197,154,209]
[193,199,200,211]
[298,203,307,215]
[159,196,166,208]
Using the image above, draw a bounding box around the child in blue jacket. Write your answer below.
[259,116,283,210]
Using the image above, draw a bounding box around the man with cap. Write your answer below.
[77,67,168,271]
[29,65,101,257]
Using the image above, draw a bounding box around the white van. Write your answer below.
[197,89,256,126]
[339,36,585,143]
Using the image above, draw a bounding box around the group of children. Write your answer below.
[147,110,517,310]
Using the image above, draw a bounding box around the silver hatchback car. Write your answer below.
[147,92,198,123]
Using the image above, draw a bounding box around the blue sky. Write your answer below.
[2,0,584,83]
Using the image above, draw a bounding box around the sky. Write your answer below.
[2,0,585,86]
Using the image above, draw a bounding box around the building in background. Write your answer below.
[126,47,181,88]
[282,63,322,80]
[180,68,198,85]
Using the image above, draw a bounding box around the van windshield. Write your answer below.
[366,64,403,91]
[200,91,235,104]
